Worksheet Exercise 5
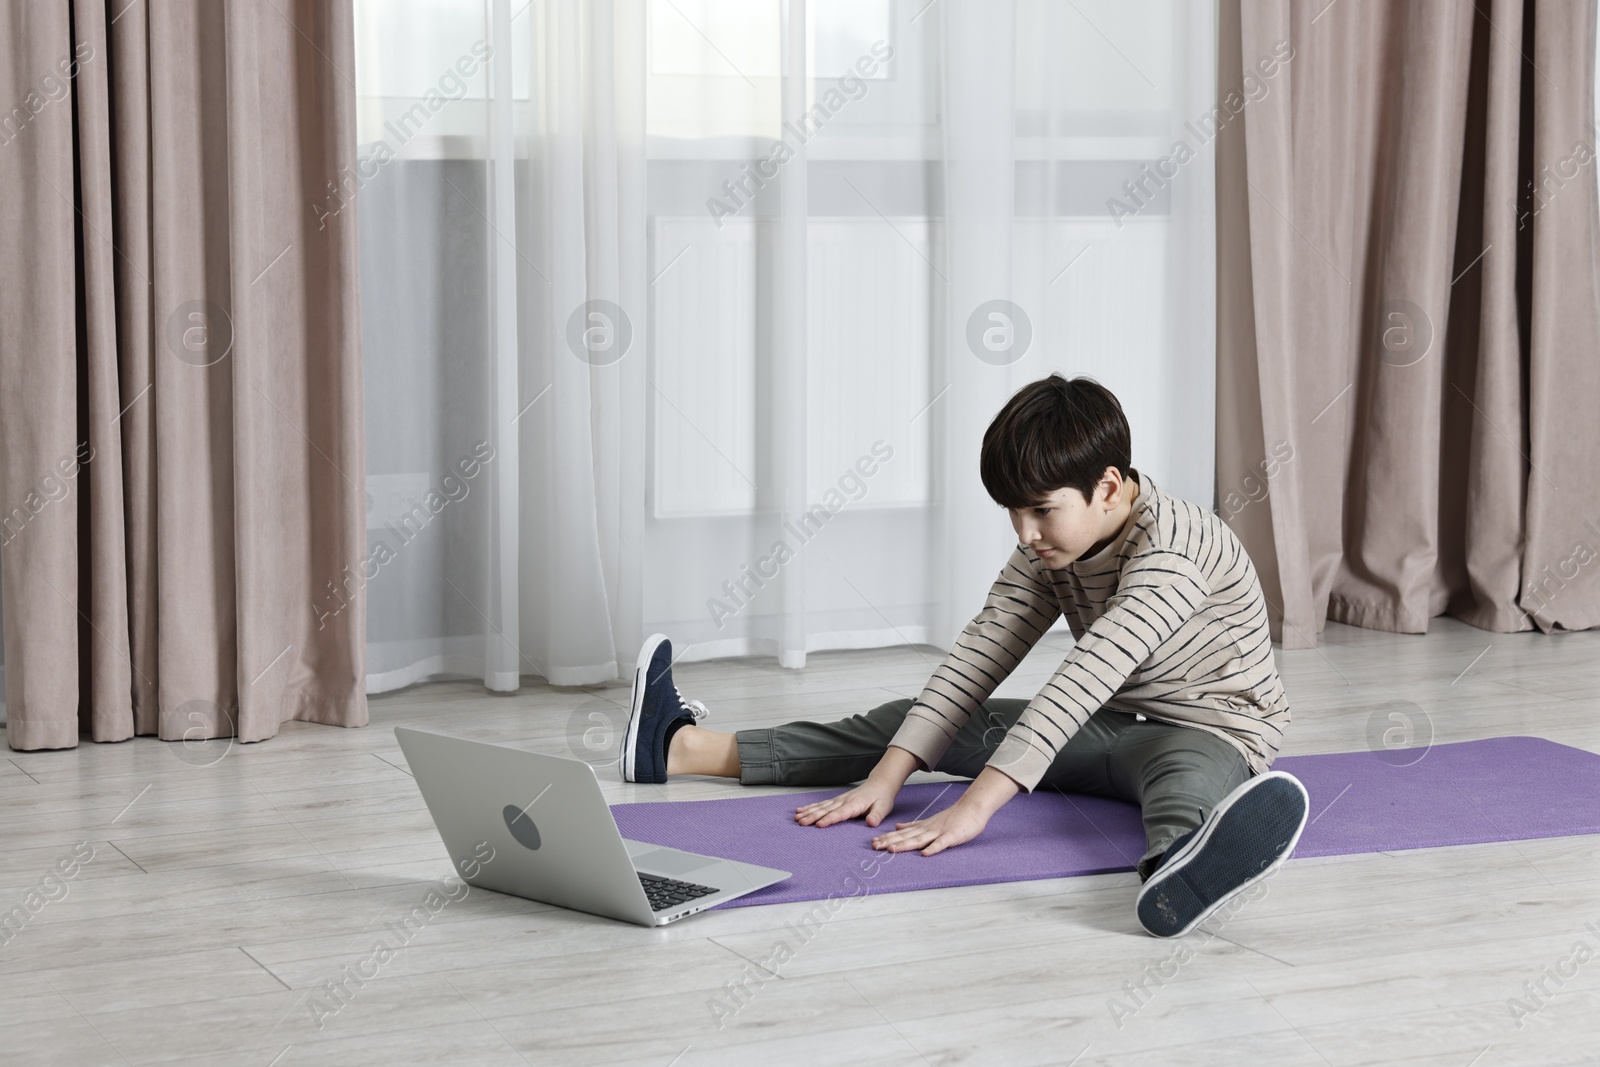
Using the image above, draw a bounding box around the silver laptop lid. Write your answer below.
[394,727,656,926]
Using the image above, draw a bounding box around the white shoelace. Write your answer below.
[679,695,709,722]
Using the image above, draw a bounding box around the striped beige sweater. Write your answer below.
[890,472,1290,792]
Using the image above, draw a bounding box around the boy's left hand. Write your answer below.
[870,802,991,856]
[869,765,1022,856]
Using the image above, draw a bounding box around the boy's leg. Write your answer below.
[734,696,1112,787]
[734,697,920,786]
[940,700,1129,799]
[1103,719,1253,881]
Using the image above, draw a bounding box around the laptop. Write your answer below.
[394,727,791,926]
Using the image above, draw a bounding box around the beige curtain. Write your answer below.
[1218,0,1600,648]
[0,0,366,749]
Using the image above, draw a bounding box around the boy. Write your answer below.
[619,374,1308,937]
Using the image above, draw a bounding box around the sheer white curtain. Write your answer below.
[351,0,1216,697]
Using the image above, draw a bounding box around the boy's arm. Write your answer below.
[988,550,1209,792]
[887,544,1062,774]
[799,546,1056,834]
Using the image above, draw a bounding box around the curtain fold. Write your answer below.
[0,0,367,750]
[1218,0,1600,647]
[515,0,649,685]
[939,0,1026,646]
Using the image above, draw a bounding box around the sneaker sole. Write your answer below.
[620,633,670,783]
[1136,770,1308,938]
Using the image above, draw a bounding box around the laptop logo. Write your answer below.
[503,804,542,850]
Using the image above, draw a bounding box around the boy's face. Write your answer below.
[1008,469,1135,569]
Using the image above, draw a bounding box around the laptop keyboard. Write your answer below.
[639,872,719,912]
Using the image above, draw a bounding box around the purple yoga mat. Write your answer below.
[610,736,1600,909]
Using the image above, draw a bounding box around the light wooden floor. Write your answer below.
[3,618,1599,1066]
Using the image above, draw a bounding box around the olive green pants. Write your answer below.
[735,697,1252,880]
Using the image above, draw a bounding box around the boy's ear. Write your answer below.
[1098,466,1122,507]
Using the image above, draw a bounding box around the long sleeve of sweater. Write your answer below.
[984,548,1208,790]
[887,544,1061,772]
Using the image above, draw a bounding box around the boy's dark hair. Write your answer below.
[980,374,1132,508]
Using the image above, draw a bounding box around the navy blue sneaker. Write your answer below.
[1136,770,1308,938]
[620,633,708,784]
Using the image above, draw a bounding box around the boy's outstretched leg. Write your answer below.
[619,632,918,785]
[665,725,739,778]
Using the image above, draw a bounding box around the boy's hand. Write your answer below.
[794,745,920,828]
[870,802,991,856]
[794,778,899,828]
[871,765,1022,857]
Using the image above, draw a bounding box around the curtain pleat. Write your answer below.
[514,0,649,686]
[1524,0,1600,633]
[0,0,367,750]
[1,5,85,748]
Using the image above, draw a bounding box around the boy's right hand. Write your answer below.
[793,746,918,828]
[794,777,901,827]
